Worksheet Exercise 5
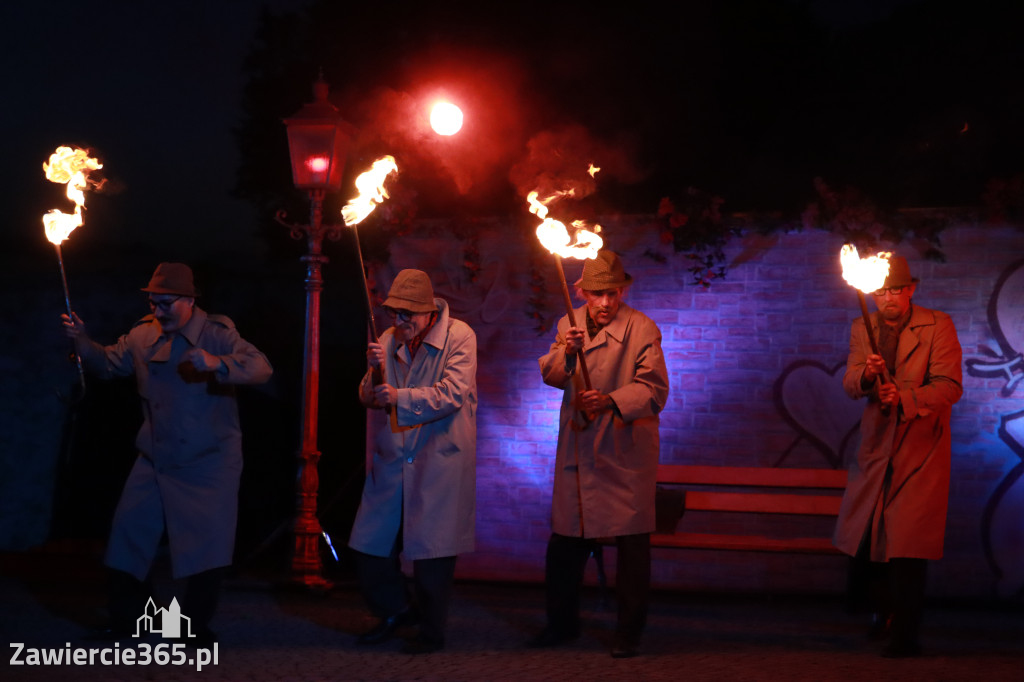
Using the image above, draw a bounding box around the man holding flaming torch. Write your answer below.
[348,269,477,654]
[61,263,272,645]
[833,255,963,658]
[532,250,669,658]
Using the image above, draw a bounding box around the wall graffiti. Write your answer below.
[966,259,1024,598]
[773,360,863,469]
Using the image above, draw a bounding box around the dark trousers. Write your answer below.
[356,550,458,645]
[544,532,651,642]
[849,546,928,645]
[108,566,224,634]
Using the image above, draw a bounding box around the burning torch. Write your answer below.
[528,189,604,391]
[342,155,398,342]
[839,244,894,387]
[43,146,103,397]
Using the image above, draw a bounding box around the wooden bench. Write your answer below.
[591,464,848,596]
[649,464,849,554]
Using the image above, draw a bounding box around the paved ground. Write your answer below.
[2,543,1022,681]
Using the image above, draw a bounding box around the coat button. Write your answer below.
[406,456,414,464]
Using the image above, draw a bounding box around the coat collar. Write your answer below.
[144,306,206,349]
[896,304,936,367]
[422,298,450,350]
[179,306,207,346]
[393,298,449,355]
[576,302,633,347]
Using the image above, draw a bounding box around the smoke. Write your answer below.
[509,124,647,213]
[335,50,531,212]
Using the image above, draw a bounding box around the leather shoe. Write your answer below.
[881,640,922,658]
[526,627,579,648]
[84,624,134,641]
[356,610,411,646]
[182,626,218,649]
[401,635,444,654]
[611,635,640,658]
[867,612,891,641]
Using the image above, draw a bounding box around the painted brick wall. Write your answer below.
[381,220,1024,599]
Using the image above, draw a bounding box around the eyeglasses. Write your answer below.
[384,307,415,321]
[148,296,182,311]
[871,286,904,296]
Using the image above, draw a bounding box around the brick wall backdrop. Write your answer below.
[378,220,1024,600]
[5,220,1024,601]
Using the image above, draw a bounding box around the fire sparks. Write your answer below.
[840,244,892,294]
[587,163,600,177]
[528,190,603,260]
[42,146,103,245]
[341,156,398,226]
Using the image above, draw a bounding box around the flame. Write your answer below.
[588,163,600,177]
[342,156,398,226]
[840,244,892,294]
[529,190,603,260]
[42,146,102,245]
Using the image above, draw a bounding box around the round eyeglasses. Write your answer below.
[148,296,182,311]
[384,307,415,322]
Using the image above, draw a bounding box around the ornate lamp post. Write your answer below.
[277,77,357,588]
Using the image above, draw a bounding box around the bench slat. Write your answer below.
[685,491,843,516]
[657,464,847,489]
[651,532,842,554]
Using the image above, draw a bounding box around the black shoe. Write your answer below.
[356,610,411,646]
[881,640,922,658]
[611,635,640,658]
[526,627,580,648]
[84,623,134,641]
[185,627,218,649]
[867,612,892,641]
[401,635,444,654]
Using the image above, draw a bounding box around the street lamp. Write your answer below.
[277,76,357,588]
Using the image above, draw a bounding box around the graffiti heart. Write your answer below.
[774,361,864,469]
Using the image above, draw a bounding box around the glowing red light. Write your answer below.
[306,156,329,173]
[430,102,463,136]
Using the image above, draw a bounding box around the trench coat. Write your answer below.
[77,307,273,579]
[833,304,962,561]
[538,303,670,538]
[348,299,477,560]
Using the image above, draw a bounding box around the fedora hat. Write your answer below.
[882,256,919,289]
[577,250,632,290]
[383,269,438,313]
[141,262,199,297]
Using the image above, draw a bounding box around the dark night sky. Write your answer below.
[4,0,1024,263]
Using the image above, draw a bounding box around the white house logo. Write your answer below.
[134,597,194,639]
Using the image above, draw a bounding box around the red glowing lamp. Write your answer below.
[430,101,463,136]
[278,76,359,590]
[284,77,357,190]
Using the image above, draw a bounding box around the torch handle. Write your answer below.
[350,224,380,340]
[554,255,593,391]
[55,244,86,397]
[350,224,385,386]
[856,290,893,386]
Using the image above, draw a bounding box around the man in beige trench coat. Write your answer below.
[349,269,477,654]
[531,250,669,658]
[833,255,963,657]
[62,262,273,646]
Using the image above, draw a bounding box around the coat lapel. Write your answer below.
[896,306,931,372]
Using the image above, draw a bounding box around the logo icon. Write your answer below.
[133,597,194,639]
